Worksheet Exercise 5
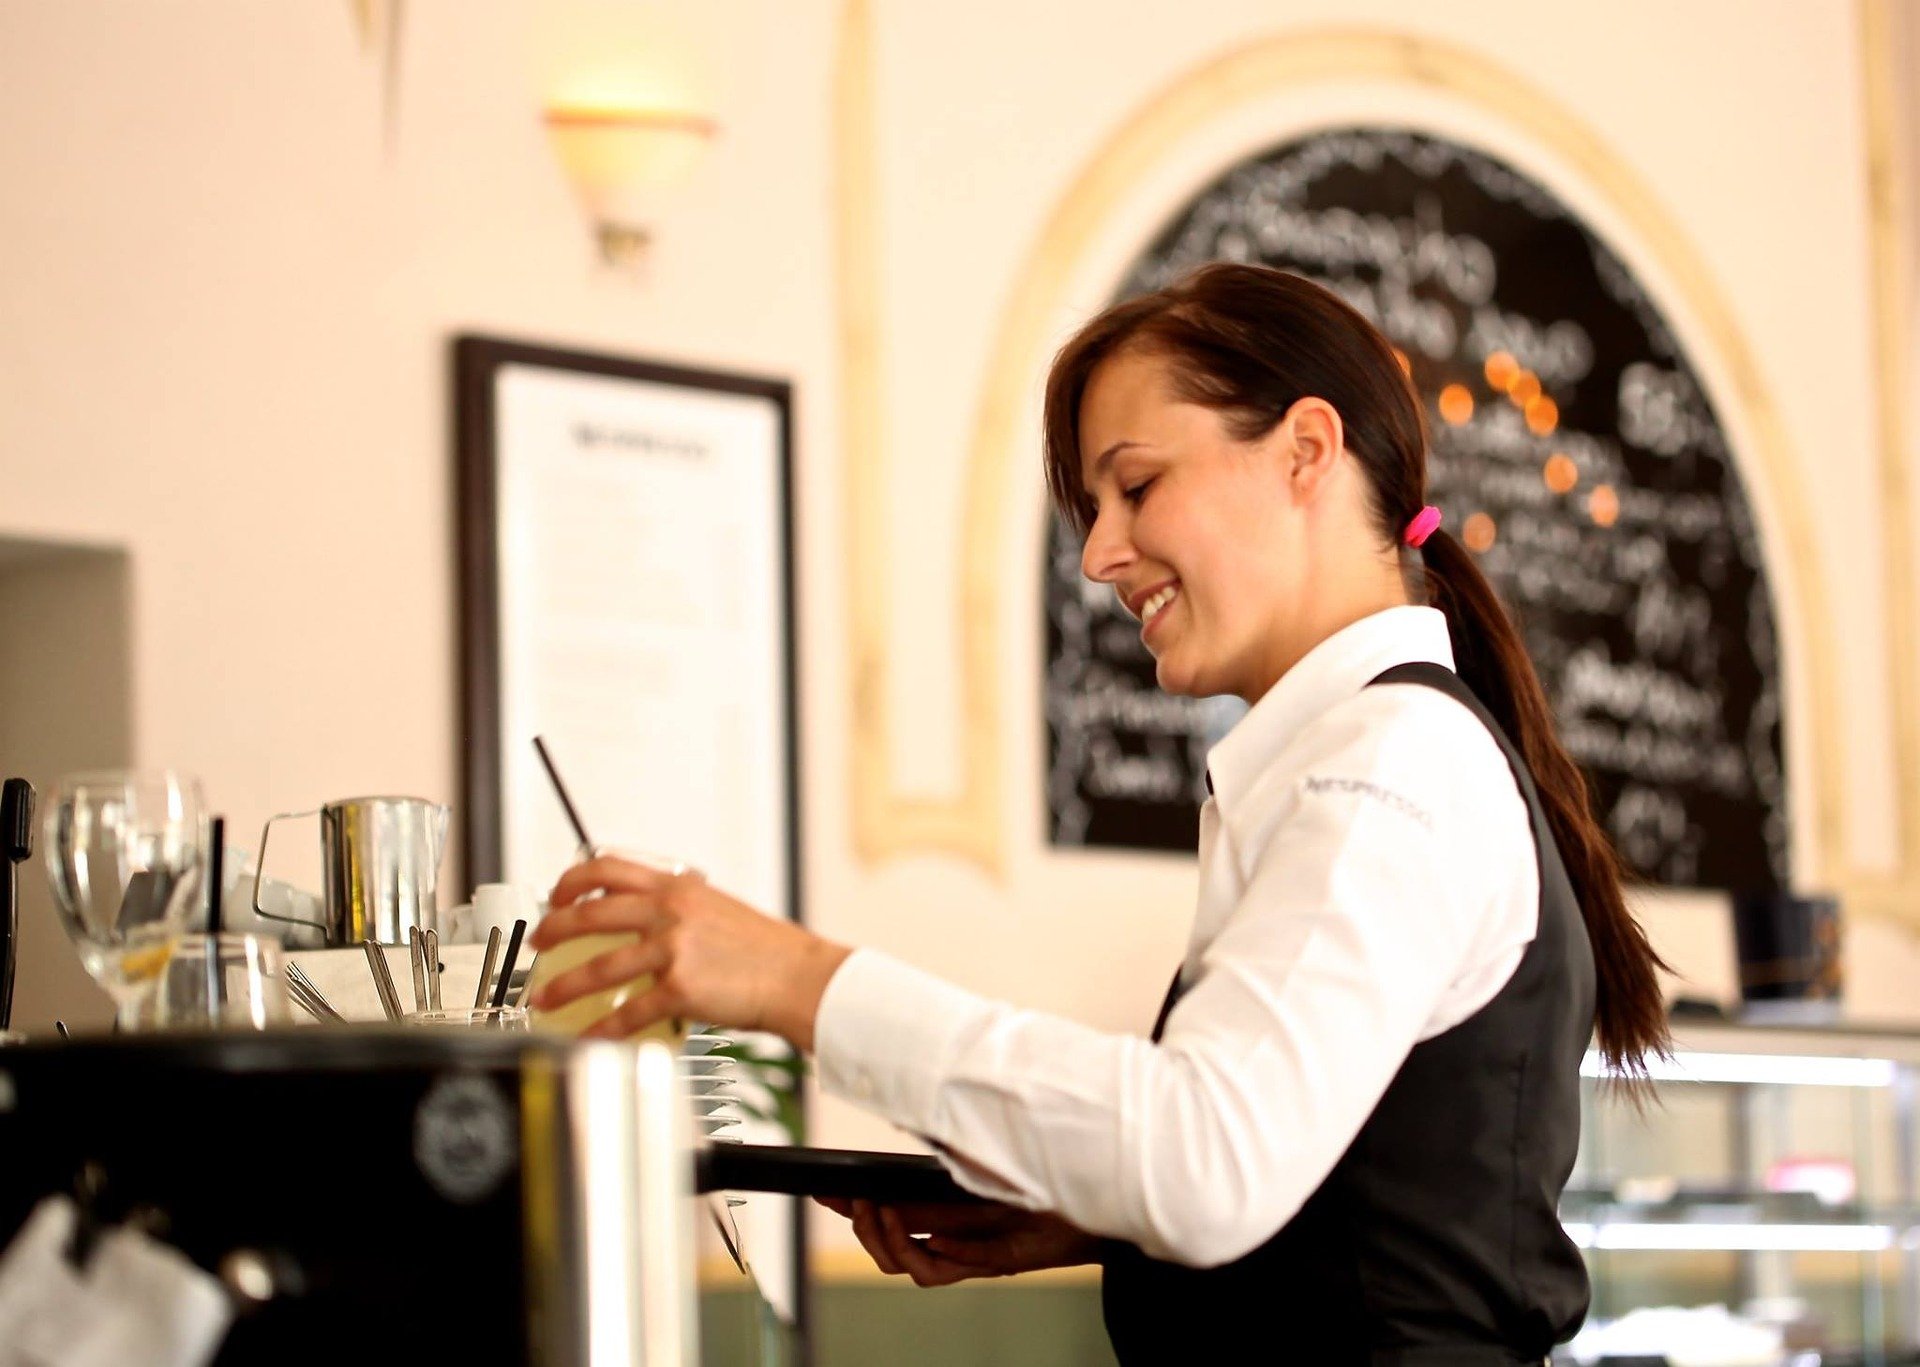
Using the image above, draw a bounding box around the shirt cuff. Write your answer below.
[812,948,989,1137]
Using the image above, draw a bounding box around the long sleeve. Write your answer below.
[812,688,1533,1267]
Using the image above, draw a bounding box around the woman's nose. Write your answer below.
[1081,509,1131,583]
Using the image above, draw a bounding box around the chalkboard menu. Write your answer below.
[1044,127,1787,892]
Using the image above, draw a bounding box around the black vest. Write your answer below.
[1101,663,1595,1365]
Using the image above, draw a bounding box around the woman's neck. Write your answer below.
[1241,558,1414,703]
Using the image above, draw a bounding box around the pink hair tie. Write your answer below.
[1402,505,1442,548]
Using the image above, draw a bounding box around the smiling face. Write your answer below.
[1076,346,1404,703]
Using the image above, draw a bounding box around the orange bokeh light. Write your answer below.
[1544,452,1578,494]
[1438,384,1474,426]
[1507,371,1542,406]
[1589,484,1620,527]
[1525,395,1559,435]
[1483,351,1519,390]
[1463,512,1497,552]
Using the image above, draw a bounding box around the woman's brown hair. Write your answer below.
[1043,262,1668,1076]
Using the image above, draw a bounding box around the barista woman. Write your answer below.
[528,263,1670,1362]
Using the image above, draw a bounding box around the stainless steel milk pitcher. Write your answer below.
[251,796,450,945]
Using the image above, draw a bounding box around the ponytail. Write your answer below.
[1420,527,1670,1077]
[1043,262,1672,1081]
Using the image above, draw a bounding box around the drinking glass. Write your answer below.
[43,771,207,1027]
[405,1005,530,1031]
[140,932,289,1031]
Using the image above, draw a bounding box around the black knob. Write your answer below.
[1,779,32,863]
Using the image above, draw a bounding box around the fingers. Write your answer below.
[544,856,677,919]
[849,1200,903,1276]
[844,1201,996,1286]
[530,936,670,1012]
[530,889,671,952]
[885,1202,1022,1238]
[879,1207,990,1287]
[923,1234,992,1261]
[580,982,678,1041]
[814,1197,1009,1238]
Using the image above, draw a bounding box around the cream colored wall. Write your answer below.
[2,0,1918,1268]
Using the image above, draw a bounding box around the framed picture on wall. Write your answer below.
[452,335,798,908]
[451,334,805,1328]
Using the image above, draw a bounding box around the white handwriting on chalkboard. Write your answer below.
[1559,645,1722,732]
[1211,198,1498,306]
[1619,363,1713,457]
[1053,665,1211,735]
[1464,307,1594,387]
[1084,735,1189,802]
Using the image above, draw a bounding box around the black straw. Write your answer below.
[1,777,32,1031]
[205,817,225,1016]
[490,918,527,1011]
[532,736,595,857]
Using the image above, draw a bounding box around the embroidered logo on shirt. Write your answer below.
[1301,775,1435,830]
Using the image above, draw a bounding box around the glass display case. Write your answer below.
[1566,1021,1920,1365]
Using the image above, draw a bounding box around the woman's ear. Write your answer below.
[1279,397,1345,501]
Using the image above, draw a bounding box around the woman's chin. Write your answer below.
[1154,652,1203,697]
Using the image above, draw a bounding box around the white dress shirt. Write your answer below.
[813,605,1540,1268]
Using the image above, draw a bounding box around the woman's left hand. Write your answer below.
[815,1198,1105,1287]
[529,855,852,1050]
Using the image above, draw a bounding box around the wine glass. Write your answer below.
[43,770,207,1027]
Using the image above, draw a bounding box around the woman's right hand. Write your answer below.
[815,1197,1104,1287]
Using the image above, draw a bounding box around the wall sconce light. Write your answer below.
[545,105,718,266]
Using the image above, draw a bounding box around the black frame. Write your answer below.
[451,334,809,1356]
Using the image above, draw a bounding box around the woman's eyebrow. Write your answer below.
[1088,440,1144,480]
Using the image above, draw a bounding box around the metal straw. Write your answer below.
[408,927,428,1013]
[474,925,503,1009]
[362,940,403,1022]
[424,928,441,1011]
[532,736,594,857]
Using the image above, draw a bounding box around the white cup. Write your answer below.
[448,883,544,944]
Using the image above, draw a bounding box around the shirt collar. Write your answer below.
[1206,605,1456,815]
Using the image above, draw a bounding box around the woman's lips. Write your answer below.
[1140,583,1180,642]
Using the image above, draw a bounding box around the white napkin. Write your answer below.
[0,1197,231,1367]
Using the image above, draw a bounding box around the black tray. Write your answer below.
[696,1144,988,1204]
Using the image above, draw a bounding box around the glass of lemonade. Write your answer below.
[525,850,689,1048]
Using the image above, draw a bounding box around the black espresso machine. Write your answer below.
[0,1030,700,1365]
